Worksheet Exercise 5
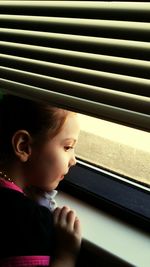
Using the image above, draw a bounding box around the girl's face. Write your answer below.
[26,114,80,191]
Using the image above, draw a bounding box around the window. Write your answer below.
[76,114,150,188]
[1,1,150,229]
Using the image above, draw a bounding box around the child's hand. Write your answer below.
[53,206,82,263]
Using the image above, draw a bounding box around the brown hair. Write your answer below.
[0,94,71,166]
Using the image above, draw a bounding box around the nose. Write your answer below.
[69,154,77,168]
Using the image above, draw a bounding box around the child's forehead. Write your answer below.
[55,114,80,140]
[62,114,80,131]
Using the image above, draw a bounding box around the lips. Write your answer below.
[60,172,68,180]
[60,175,64,180]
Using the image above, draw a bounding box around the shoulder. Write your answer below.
[0,187,54,257]
[0,186,53,225]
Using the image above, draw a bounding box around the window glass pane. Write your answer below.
[76,114,150,187]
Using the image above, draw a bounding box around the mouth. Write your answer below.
[60,172,68,180]
[60,175,65,180]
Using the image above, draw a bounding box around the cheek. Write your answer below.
[47,149,70,176]
[49,152,66,170]
[26,148,53,178]
[37,149,65,176]
[25,145,69,188]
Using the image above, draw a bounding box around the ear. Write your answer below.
[11,130,33,162]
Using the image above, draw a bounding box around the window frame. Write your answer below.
[58,158,150,232]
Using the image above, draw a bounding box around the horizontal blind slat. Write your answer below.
[1,42,150,79]
[2,15,150,28]
[1,2,150,22]
[1,29,150,61]
[1,1,150,130]
[1,15,150,41]
[1,66,150,115]
[1,78,150,132]
[1,1,150,9]
[1,54,150,96]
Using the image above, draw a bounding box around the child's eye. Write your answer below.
[64,146,74,151]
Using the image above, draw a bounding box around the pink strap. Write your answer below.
[0,255,51,267]
[0,178,24,193]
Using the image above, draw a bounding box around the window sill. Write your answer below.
[56,191,150,267]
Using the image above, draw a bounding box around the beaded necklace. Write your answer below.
[0,171,14,183]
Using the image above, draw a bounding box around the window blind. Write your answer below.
[0,1,150,131]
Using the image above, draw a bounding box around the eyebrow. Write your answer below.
[63,138,77,144]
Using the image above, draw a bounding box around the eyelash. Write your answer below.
[64,146,74,151]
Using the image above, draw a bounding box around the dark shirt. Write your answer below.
[0,186,54,259]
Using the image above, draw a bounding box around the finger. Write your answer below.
[53,207,61,224]
[74,217,81,236]
[58,206,70,226]
[66,210,76,230]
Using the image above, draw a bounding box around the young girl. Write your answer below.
[0,94,81,267]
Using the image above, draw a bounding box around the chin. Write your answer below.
[44,182,59,192]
